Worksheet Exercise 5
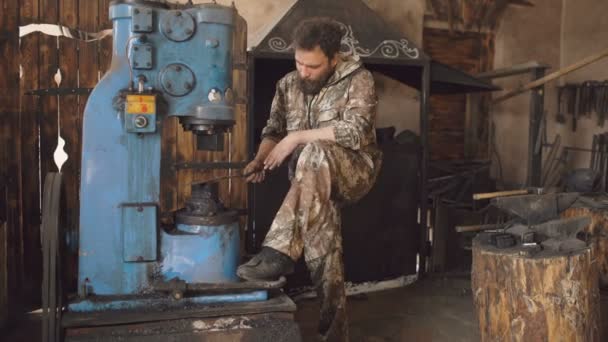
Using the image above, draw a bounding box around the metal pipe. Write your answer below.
[527,67,546,187]
[137,75,145,93]
[246,53,257,253]
[418,61,430,277]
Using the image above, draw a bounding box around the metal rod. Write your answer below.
[493,46,608,104]
[196,168,257,184]
[246,54,257,254]
[527,67,546,187]
[419,61,430,277]
[173,161,247,170]
[563,146,601,153]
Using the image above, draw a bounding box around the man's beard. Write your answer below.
[297,67,334,95]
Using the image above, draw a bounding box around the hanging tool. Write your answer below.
[597,81,608,126]
[578,81,594,117]
[556,86,567,123]
[573,84,580,132]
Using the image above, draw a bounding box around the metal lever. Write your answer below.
[192,165,265,184]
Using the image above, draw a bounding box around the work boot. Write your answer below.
[236,247,295,281]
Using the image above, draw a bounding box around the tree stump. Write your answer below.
[562,205,608,288]
[471,236,600,342]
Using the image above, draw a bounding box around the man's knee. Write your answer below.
[287,141,338,179]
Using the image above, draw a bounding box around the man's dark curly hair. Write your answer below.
[292,17,343,59]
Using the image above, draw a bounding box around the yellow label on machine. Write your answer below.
[126,95,156,114]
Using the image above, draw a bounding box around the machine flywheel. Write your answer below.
[41,172,66,342]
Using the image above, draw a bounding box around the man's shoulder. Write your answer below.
[349,66,374,83]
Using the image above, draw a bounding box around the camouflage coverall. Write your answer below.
[261,55,382,341]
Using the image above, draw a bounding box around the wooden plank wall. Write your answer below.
[424,27,494,160]
[0,0,249,319]
[428,0,519,31]
[1,0,22,326]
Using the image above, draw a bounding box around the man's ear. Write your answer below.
[330,54,339,68]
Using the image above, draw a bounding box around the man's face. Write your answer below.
[295,45,338,95]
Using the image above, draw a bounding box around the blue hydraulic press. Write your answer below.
[40,1,300,341]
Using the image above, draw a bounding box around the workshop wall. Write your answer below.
[493,0,608,187]
[0,0,116,317]
[424,27,494,160]
[0,0,19,326]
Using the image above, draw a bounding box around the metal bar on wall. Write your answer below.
[527,67,546,187]
[246,54,256,254]
[419,61,431,277]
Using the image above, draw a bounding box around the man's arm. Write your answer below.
[331,69,377,151]
[263,127,334,170]
[290,127,335,143]
[245,78,287,182]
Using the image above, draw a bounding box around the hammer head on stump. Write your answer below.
[492,192,580,224]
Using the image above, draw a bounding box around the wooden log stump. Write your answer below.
[562,205,608,288]
[472,236,600,342]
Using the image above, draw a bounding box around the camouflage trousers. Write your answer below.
[263,140,381,342]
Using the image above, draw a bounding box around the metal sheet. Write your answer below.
[122,205,157,262]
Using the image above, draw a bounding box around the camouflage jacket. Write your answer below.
[261,55,381,169]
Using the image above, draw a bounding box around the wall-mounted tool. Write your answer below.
[557,80,608,131]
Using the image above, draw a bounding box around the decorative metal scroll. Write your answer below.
[267,21,419,59]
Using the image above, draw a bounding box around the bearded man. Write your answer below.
[236,17,382,342]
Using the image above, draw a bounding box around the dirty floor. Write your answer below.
[4,276,608,341]
[296,275,479,342]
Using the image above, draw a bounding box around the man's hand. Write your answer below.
[245,138,278,183]
[264,134,301,171]
[243,159,265,183]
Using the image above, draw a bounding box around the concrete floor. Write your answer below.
[295,276,479,342]
[5,276,608,341]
